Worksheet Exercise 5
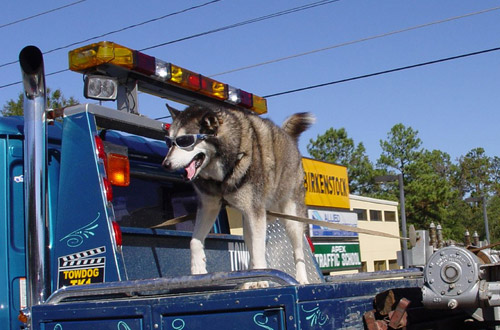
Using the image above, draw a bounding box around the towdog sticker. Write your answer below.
[57,246,106,288]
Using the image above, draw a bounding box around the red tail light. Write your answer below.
[103,177,113,202]
[112,221,122,247]
[95,135,106,160]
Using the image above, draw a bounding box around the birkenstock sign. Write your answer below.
[302,158,350,209]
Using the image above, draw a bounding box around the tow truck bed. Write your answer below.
[32,274,423,330]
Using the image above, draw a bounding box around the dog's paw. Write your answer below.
[296,264,309,285]
[191,264,208,275]
[191,257,208,275]
[296,272,309,285]
[240,281,269,290]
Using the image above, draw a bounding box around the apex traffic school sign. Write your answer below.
[313,242,361,271]
[57,246,106,288]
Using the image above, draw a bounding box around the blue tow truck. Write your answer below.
[2,42,500,329]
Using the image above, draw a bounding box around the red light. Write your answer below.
[95,136,106,160]
[163,123,171,131]
[112,221,122,246]
[187,73,201,89]
[239,90,253,108]
[103,177,113,202]
[134,51,155,76]
[95,135,108,170]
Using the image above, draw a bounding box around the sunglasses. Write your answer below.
[165,134,212,150]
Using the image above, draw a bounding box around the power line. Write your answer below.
[138,0,340,52]
[0,0,223,70]
[0,68,69,90]
[0,0,87,29]
[2,44,498,95]
[210,5,500,77]
[42,0,224,56]
[0,0,340,89]
[0,0,334,69]
[263,46,500,98]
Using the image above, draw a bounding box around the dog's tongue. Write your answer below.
[185,160,197,180]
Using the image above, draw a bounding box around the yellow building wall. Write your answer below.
[349,194,401,272]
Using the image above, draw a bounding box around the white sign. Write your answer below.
[308,209,358,238]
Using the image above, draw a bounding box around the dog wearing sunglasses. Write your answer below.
[162,104,314,288]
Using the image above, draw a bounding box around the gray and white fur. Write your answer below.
[162,104,314,286]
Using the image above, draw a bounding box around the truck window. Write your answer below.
[112,175,230,234]
[112,176,198,230]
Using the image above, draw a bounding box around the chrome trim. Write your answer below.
[64,103,166,140]
[20,46,50,306]
[325,268,423,283]
[45,269,299,304]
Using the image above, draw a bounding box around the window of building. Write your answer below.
[369,210,382,221]
[353,208,367,221]
[384,210,396,222]
[374,260,387,271]
[388,259,400,270]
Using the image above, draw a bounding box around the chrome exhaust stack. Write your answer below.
[20,46,50,307]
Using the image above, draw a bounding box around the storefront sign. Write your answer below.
[313,242,361,271]
[302,158,350,209]
[308,209,358,238]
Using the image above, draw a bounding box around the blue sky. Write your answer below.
[1,0,500,163]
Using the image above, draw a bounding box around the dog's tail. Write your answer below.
[282,112,315,143]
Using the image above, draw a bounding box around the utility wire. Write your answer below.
[210,5,500,77]
[138,0,340,52]
[1,4,498,91]
[1,45,498,93]
[0,0,333,69]
[0,0,223,70]
[0,0,86,29]
[263,46,500,98]
[0,69,69,89]
[0,0,340,89]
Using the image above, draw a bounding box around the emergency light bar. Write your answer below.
[69,41,267,114]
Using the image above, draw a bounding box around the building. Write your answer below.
[350,194,401,272]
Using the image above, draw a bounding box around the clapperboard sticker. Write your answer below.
[57,246,106,288]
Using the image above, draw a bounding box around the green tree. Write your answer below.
[454,148,494,240]
[307,127,374,194]
[375,123,423,204]
[405,149,457,231]
[455,148,492,197]
[374,124,459,234]
[1,88,78,116]
[377,123,422,174]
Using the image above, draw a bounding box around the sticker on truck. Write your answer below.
[57,246,106,288]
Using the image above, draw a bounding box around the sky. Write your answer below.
[1,0,500,164]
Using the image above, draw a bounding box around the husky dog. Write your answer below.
[162,104,314,286]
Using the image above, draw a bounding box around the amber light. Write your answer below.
[107,153,130,187]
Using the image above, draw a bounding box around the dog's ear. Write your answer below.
[166,104,181,120]
[201,111,221,134]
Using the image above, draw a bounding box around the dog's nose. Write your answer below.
[162,159,171,170]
